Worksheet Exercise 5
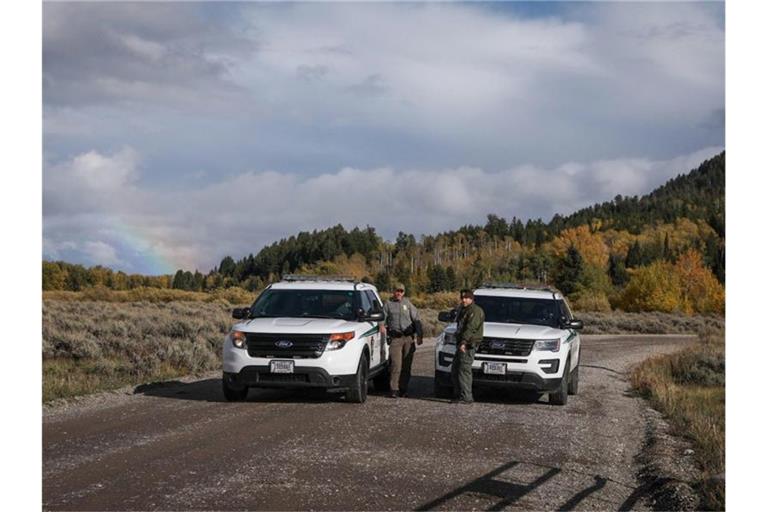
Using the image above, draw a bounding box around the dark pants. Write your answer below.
[389,336,415,392]
[451,345,476,401]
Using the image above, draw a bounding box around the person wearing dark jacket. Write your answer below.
[451,289,484,403]
[382,282,423,398]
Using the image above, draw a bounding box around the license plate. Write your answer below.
[483,362,507,375]
[270,360,294,374]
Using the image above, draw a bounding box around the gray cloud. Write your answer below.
[43,2,254,110]
[42,146,722,273]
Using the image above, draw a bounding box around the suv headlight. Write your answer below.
[327,331,355,351]
[533,338,560,352]
[442,332,456,345]
[231,330,247,349]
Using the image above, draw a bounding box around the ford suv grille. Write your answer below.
[478,337,535,357]
[246,333,328,359]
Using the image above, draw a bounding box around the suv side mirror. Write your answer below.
[358,309,385,322]
[438,309,457,322]
[232,308,249,319]
[367,311,385,322]
[561,318,583,330]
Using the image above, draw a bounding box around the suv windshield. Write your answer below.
[249,289,359,320]
[474,295,561,328]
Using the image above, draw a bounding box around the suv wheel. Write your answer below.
[345,355,369,403]
[568,364,580,395]
[222,376,248,402]
[373,361,390,392]
[434,373,453,399]
[549,358,570,406]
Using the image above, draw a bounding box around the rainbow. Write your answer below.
[107,219,177,275]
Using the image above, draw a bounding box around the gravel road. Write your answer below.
[43,334,695,511]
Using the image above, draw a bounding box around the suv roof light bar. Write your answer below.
[480,282,559,294]
[282,274,359,284]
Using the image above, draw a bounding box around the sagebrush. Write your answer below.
[631,326,725,510]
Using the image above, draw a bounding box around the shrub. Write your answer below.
[410,292,459,310]
[570,290,611,312]
[42,300,235,401]
[207,286,255,306]
[631,327,725,510]
[618,251,724,315]
[619,261,684,313]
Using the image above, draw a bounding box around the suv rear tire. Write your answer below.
[373,362,390,392]
[345,355,369,403]
[434,373,453,399]
[549,358,570,406]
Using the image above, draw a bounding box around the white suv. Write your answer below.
[434,285,583,405]
[222,276,388,403]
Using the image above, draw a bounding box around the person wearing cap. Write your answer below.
[451,289,485,403]
[382,283,423,398]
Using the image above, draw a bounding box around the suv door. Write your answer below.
[558,299,580,369]
[364,289,386,367]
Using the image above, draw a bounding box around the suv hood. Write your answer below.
[234,317,360,334]
[445,322,565,339]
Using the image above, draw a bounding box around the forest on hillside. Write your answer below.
[43,152,725,314]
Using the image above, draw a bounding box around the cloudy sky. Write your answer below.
[42,1,724,275]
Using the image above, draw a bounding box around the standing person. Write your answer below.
[451,289,485,403]
[382,283,423,398]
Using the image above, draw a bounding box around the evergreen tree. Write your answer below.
[625,241,642,268]
[608,254,629,286]
[445,266,457,291]
[427,264,448,292]
[218,256,236,277]
[375,271,392,293]
[556,246,584,295]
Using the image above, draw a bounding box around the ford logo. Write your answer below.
[490,340,506,350]
[275,340,294,349]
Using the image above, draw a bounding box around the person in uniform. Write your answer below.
[451,289,485,403]
[382,282,423,398]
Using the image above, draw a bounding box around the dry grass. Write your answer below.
[631,326,725,510]
[43,286,256,304]
[577,310,724,335]
[410,292,461,310]
[42,300,238,401]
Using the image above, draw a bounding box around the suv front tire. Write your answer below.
[549,357,570,406]
[345,355,369,403]
[222,376,249,402]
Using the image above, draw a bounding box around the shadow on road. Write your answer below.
[416,460,561,511]
[416,460,647,511]
[580,364,624,375]
[395,376,545,405]
[134,379,348,404]
[134,375,546,405]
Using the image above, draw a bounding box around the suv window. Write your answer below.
[557,300,573,322]
[474,295,560,328]
[364,290,383,313]
[358,291,373,314]
[249,289,358,320]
